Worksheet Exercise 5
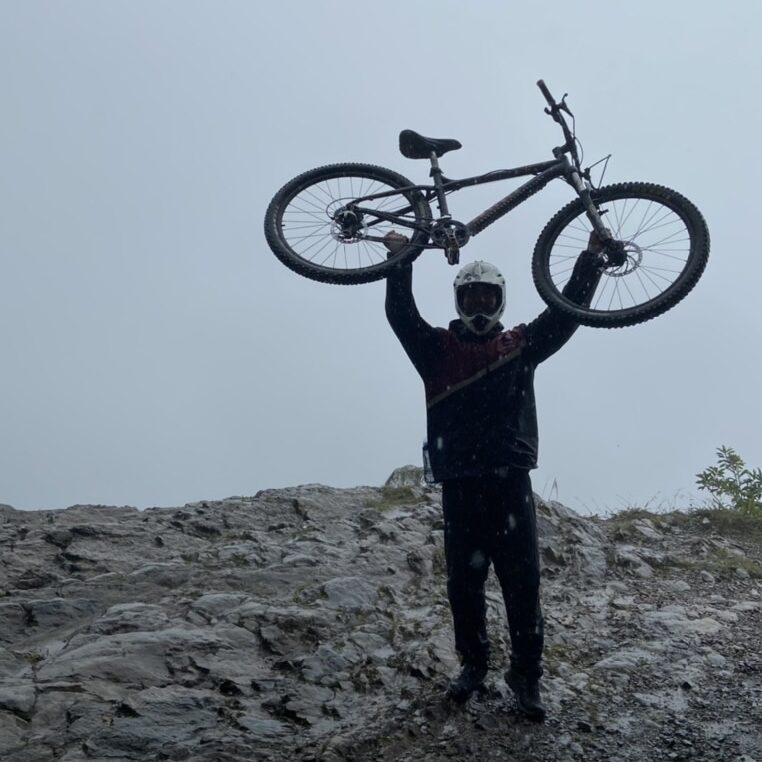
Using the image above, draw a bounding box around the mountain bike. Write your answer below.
[264,80,709,327]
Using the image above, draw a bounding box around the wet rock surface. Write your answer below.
[0,473,760,761]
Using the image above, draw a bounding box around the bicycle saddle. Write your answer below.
[399,129,462,159]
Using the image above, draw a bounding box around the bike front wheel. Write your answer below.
[264,163,432,284]
[532,182,710,327]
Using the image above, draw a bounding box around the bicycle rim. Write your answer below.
[265,164,431,284]
[533,182,709,327]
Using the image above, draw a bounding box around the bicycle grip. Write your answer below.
[537,79,555,107]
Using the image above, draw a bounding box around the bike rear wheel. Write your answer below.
[264,163,432,284]
[532,182,709,327]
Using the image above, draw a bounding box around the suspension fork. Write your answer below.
[567,167,626,266]
[566,167,603,233]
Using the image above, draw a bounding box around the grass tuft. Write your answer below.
[366,486,427,511]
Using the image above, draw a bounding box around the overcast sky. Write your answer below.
[1,1,760,514]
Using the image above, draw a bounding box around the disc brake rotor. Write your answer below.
[604,241,643,278]
[330,207,366,243]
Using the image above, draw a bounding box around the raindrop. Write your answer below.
[470,550,487,569]
[507,513,517,531]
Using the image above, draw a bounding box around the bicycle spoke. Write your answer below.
[549,262,577,279]
[606,279,618,312]
[280,223,331,232]
[634,211,682,238]
[274,169,427,273]
[551,242,592,250]
[638,264,672,291]
[619,271,640,306]
[557,232,590,245]
[310,236,337,264]
[282,204,328,221]
[629,199,656,240]
[610,197,626,238]
[302,186,332,211]
[636,264,683,274]
[284,231,335,244]
[642,229,689,248]
[545,191,696,316]
[569,218,591,233]
[591,273,611,310]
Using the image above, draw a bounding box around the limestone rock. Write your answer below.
[0,474,760,761]
[385,464,426,488]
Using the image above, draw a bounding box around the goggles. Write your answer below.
[456,283,502,317]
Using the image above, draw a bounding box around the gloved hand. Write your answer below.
[586,228,610,255]
[383,231,409,258]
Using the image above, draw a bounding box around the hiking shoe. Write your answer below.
[447,663,488,703]
[506,669,546,721]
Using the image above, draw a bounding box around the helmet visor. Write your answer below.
[456,282,502,317]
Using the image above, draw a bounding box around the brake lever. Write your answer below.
[545,95,574,123]
[558,94,573,118]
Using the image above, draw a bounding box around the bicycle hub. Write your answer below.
[331,207,364,242]
[603,239,628,268]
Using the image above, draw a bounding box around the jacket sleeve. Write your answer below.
[385,263,441,377]
[524,250,603,364]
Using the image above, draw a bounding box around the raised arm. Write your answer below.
[524,230,605,364]
[384,233,442,376]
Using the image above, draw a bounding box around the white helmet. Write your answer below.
[453,260,506,335]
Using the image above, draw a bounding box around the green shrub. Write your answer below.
[696,446,762,517]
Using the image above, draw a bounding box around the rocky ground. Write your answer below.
[0,467,760,761]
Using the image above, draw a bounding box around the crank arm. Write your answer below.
[362,234,440,249]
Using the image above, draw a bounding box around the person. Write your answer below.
[383,230,604,721]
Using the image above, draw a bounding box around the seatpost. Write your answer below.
[429,151,451,218]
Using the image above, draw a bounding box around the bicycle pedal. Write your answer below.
[446,246,460,265]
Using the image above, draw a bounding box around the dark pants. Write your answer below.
[442,469,543,678]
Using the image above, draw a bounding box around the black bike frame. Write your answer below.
[446,159,566,236]
[353,152,608,245]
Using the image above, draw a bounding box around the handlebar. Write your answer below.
[536,79,580,167]
[536,79,555,109]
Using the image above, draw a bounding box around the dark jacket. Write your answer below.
[385,253,601,481]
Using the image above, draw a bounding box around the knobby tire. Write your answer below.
[532,182,710,328]
[264,163,432,285]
